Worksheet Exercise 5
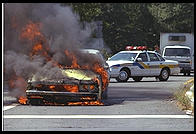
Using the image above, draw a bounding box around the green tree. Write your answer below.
[64,3,102,22]
[63,3,194,54]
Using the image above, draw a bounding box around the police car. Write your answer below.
[106,46,180,82]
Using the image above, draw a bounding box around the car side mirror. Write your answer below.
[137,58,142,62]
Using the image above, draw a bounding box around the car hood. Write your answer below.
[106,60,134,67]
[164,59,179,65]
[30,68,98,82]
[62,69,98,80]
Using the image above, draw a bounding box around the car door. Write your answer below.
[147,52,162,76]
[134,52,151,76]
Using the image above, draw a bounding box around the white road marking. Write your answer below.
[3,114,194,119]
[3,104,19,111]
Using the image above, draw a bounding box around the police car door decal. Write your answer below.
[133,53,151,76]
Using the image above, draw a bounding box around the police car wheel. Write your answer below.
[116,70,129,82]
[132,76,143,82]
[159,68,169,81]
[186,71,191,76]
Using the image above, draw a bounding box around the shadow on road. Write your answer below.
[171,74,194,77]
[103,87,174,106]
[109,79,181,83]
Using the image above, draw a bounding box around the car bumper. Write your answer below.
[26,90,99,102]
[179,64,192,72]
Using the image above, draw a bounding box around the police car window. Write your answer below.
[157,54,165,61]
[148,53,160,61]
[109,53,137,61]
[137,53,148,62]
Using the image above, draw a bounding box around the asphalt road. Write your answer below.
[3,74,194,131]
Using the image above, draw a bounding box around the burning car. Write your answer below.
[26,68,108,105]
[4,6,109,106]
[25,49,109,105]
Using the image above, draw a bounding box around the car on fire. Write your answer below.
[26,49,109,105]
[80,49,110,77]
[106,46,180,82]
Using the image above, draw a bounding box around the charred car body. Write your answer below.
[26,68,108,105]
[26,49,109,105]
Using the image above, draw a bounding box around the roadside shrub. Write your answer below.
[174,78,194,111]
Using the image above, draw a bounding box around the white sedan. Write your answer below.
[106,50,180,82]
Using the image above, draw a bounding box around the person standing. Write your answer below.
[154,45,160,54]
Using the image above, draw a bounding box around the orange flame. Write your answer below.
[48,85,55,91]
[20,21,43,41]
[63,85,78,92]
[8,75,28,105]
[92,63,109,90]
[67,101,103,106]
[33,43,43,51]
[83,85,95,90]
[80,96,93,101]
[49,85,55,89]
[64,50,80,69]
[18,96,28,105]
[20,21,51,61]
[64,50,109,90]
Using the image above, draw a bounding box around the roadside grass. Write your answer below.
[174,78,194,114]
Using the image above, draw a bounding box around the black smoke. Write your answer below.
[4,3,102,97]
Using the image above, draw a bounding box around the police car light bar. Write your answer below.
[126,46,147,51]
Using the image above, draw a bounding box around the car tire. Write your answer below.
[132,76,143,82]
[116,69,130,82]
[187,71,191,76]
[159,68,169,81]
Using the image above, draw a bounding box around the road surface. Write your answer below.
[3,74,194,131]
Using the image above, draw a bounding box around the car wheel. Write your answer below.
[116,69,129,82]
[159,68,169,81]
[132,76,143,82]
[187,71,191,76]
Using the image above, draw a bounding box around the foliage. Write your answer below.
[63,3,194,55]
[174,78,194,111]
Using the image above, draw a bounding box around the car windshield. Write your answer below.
[164,48,191,56]
[109,52,137,61]
[80,49,105,61]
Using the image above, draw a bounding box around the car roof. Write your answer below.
[164,45,191,49]
[118,50,156,54]
[80,49,100,54]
